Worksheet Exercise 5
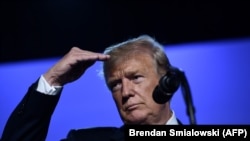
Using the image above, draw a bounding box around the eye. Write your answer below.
[109,80,122,92]
[132,75,143,83]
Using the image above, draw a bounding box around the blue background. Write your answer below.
[1,38,250,140]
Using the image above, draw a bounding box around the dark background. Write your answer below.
[1,0,250,63]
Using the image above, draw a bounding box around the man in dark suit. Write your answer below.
[1,35,182,141]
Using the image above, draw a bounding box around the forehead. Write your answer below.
[108,53,156,75]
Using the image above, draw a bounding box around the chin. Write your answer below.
[123,111,148,124]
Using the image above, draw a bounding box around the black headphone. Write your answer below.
[152,66,181,104]
[152,66,197,125]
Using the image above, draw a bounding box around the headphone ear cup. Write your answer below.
[152,66,181,104]
[159,66,181,94]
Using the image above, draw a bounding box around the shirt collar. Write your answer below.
[166,110,179,125]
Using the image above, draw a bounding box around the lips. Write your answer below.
[125,103,141,111]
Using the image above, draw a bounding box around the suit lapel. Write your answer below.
[177,118,183,125]
[110,126,124,141]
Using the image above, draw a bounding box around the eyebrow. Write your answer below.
[107,69,140,84]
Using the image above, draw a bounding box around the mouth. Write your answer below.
[125,103,141,111]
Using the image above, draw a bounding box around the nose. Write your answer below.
[121,79,134,98]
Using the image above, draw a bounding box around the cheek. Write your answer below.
[137,80,159,103]
[141,80,158,94]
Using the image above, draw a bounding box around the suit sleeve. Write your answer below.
[1,81,62,141]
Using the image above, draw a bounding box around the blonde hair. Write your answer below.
[103,35,171,82]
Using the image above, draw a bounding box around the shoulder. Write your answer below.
[72,126,119,134]
[62,127,121,141]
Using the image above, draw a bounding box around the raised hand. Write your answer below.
[43,47,110,86]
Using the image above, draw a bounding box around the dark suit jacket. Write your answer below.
[1,81,182,141]
[61,127,124,141]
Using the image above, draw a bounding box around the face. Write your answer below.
[106,53,170,124]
